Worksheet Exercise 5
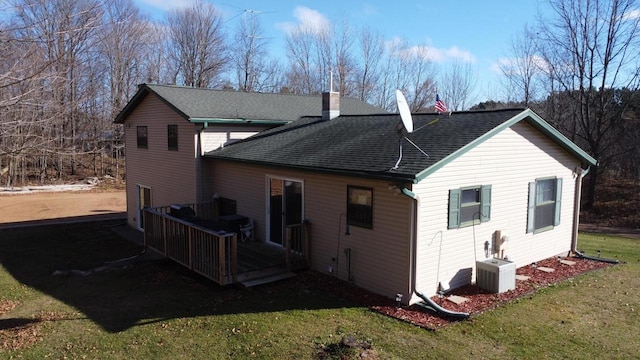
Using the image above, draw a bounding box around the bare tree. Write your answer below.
[10,0,103,178]
[536,0,640,207]
[231,9,281,92]
[100,0,151,117]
[167,0,227,88]
[499,25,543,106]
[356,27,384,103]
[376,38,436,112]
[144,22,173,85]
[329,20,356,96]
[285,25,323,94]
[440,61,477,111]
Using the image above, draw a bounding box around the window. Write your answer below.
[448,185,491,229]
[347,185,373,228]
[136,126,148,148]
[167,124,178,150]
[527,178,562,233]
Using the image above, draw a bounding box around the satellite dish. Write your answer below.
[395,89,413,133]
[391,90,430,170]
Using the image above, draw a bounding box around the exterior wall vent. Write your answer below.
[476,259,516,293]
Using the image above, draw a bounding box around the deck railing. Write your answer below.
[143,208,237,285]
[151,201,218,220]
[285,221,311,271]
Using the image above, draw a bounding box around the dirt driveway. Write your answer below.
[0,190,126,226]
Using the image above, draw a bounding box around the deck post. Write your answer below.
[303,221,311,266]
[230,234,237,284]
[143,210,148,247]
[188,226,193,270]
[162,215,167,256]
[285,227,292,271]
[218,234,226,284]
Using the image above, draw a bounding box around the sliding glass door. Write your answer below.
[268,177,303,246]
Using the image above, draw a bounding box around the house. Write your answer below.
[203,106,596,304]
[114,84,385,230]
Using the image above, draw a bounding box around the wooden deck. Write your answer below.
[143,202,309,286]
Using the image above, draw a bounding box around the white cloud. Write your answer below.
[276,6,331,35]
[623,9,640,20]
[389,41,476,64]
[136,0,193,12]
[491,55,550,75]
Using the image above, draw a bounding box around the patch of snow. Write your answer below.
[0,184,95,195]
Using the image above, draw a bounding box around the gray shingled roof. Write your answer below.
[115,84,385,123]
[205,108,597,183]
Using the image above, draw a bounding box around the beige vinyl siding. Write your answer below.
[123,95,199,228]
[200,126,264,155]
[210,161,414,300]
[412,121,580,300]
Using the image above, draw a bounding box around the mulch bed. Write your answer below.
[288,256,615,330]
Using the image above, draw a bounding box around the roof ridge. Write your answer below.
[143,83,381,101]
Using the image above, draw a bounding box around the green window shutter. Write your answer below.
[554,177,563,226]
[448,189,461,229]
[527,182,536,233]
[480,185,492,222]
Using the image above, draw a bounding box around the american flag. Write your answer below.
[435,94,447,113]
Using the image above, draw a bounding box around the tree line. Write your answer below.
[1,0,639,208]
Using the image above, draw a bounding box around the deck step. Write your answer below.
[240,271,296,287]
[236,266,286,283]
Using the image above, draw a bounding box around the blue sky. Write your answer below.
[134,0,543,102]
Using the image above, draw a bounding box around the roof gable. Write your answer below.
[206,108,597,183]
[114,84,385,124]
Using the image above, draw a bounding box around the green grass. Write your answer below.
[1,222,639,359]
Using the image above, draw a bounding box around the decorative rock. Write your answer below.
[537,266,555,273]
[447,295,469,305]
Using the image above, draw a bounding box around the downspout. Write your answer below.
[401,188,470,319]
[570,166,589,254]
[571,166,619,264]
[401,188,418,300]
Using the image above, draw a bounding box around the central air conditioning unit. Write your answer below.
[476,258,516,293]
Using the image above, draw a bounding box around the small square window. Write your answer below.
[347,185,373,229]
[136,126,148,148]
[168,125,178,150]
[448,185,491,229]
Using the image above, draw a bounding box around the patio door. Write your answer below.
[268,177,303,246]
[137,185,151,230]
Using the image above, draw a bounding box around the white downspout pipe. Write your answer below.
[401,188,418,303]
[571,166,589,254]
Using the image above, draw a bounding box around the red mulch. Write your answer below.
[289,256,615,330]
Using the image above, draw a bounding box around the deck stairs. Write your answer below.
[238,266,297,287]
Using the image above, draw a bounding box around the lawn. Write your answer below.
[1,221,638,359]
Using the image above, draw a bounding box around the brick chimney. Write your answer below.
[322,91,340,120]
